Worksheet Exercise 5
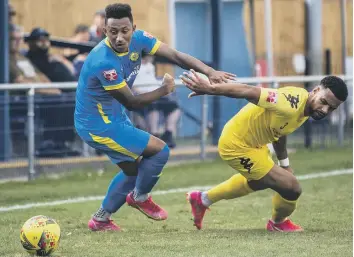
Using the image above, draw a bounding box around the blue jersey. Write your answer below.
[74,30,161,132]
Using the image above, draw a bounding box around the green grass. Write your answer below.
[0,147,352,257]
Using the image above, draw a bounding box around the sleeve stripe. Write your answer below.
[104,81,127,91]
[149,40,161,55]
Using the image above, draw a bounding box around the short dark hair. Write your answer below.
[105,3,133,23]
[320,76,348,101]
[74,24,89,35]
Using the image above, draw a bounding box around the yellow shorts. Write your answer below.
[218,134,274,181]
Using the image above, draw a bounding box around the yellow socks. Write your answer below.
[206,174,254,204]
[204,174,298,223]
[272,193,297,223]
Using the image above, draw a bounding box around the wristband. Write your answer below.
[278,158,290,167]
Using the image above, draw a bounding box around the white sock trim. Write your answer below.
[201,192,213,207]
[93,207,111,221]
[133,188,149,202]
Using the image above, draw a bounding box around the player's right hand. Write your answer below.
[180,69,214,98]
[162,73,175,95]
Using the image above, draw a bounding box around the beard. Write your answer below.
[311,110,326,120]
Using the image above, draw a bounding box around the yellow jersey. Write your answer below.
[222,87,309,148]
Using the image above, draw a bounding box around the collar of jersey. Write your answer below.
[105,38,129,57]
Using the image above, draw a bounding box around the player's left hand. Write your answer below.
[208,70,236,84]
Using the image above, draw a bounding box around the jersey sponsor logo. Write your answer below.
[239,157,254,174]
[143,31,154,39]
[126,65,140,82]
[283,93,300,109]
[266,91,278,104]
[129,52,139,62]
[103,69,118,81]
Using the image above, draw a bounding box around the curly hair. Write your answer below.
[320,76,348,101]
[105,3,133,23]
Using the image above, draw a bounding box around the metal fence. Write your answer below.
[0,75,352,180]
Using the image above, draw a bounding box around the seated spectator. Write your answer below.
[23,27,79,157]
[25,28,76,83]
[9,24,61,157]
[89,10,106,43]
[9,24,60,95]
[133,56,181,148]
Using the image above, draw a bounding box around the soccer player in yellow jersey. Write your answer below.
[180,70,348,232]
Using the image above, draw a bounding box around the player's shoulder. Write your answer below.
[277,86,308,102]
[278,86,308,96]
[277,86,308,112]
[89,43,122,69]
[132,30,155,41]
[89,40,113,59]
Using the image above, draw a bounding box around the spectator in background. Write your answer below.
[64,24,91,57]
[8,24,62,157]
[24,28,78,157]
[73,24,91,43]
[25,28,76,83]
[8,4,16,24]
[9,24,60,95]
[89,10,106,43]
[64,24,91,78]
[133,55,181,148]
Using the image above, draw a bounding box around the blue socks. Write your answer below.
[101,171,137,214]
[133,145,170,200]
[95,144,170,219]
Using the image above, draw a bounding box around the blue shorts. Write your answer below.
[76,121,150,164]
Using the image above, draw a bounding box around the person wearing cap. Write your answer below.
[24,28,79,157]
[8,24,62,157]
[9,24,59,94]
[25,27,76,83]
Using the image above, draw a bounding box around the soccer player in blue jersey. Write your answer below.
[74,3,235,231]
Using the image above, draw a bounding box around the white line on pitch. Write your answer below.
[0,169,352,213]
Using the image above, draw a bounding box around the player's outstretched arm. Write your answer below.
[180,69,261,104]
[155,43,236,84]
[108,74,175,111]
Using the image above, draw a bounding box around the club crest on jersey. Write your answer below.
[103,69,118,81]
[266,91,278,104]
[143,31,154,39]
[130,52,139,62]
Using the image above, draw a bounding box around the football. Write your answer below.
[20,215,61,256]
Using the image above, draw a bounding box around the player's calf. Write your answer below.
[127,144,170,220]
[133,144,170,200]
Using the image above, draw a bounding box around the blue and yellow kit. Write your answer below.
[74,30,161,164]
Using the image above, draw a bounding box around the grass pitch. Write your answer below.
[0,147,352,257]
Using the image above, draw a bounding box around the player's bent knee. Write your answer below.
[143,135,167,157]
[159,144,170,160]
[150,144,170,164]
[293,182,302,198]
[280,183,302,201]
